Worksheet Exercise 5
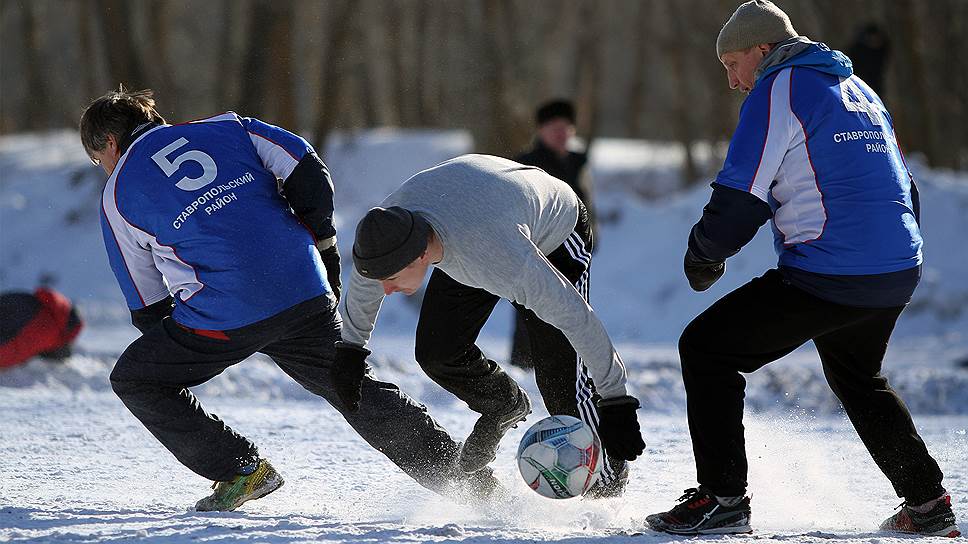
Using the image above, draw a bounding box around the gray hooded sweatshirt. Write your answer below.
[341,154,629,399]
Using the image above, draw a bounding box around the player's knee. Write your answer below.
[678,319,710,369]
[109,356,139,397]
[414,338,459,372]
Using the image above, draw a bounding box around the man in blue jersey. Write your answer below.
[80,87,502,512]
[646,1,958,537]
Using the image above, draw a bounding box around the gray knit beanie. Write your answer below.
[716,0,797,58]
[353,206,431,280]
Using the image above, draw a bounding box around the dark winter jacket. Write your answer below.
[515,140,596,237]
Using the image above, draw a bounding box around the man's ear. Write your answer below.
[105,134,119,152]
[756,43,773,55]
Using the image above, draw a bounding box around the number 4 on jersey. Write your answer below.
[840,78,883,126]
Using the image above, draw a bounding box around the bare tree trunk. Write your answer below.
[265,2,296,127]
[355,1,379,127]
[573,0,601,143]
[481,0,513,154]
[626,1,651,137]
[313,0,357,148]
[928,0,967,169]
[96,0,147,89]
[238,0,288,120]
[388,1,406,126]
[22,3,50,129]
[888,0,936,165]
[239,1,271,117]
[669,0,699,186]
[213,0,252,111]
[77,4,100,106]
[417,0,443,127]
[143,2,176,107]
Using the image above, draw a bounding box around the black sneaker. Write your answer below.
[646,487,752,535]
[458,389,532,473]
[584,459,629,499]
[880,494,960,537]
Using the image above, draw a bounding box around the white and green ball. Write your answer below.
[516,415,602,499]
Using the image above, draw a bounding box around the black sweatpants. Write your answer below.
[413,204,625,486]
[679,269,945,504]
[110,295,480,496]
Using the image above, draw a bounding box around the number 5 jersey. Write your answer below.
[100,113,333,330]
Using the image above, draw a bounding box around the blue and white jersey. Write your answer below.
[100,112,329,330]
[715,44,922,275]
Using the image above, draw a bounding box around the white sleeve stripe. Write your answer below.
[749,68,795,202]
[149,238,205,303]
[770,67,828,246]
[249,131,299,160]
[101,204,146,306]
[102,152,169,307]
[184,112,240,125]
[248,131,300,180]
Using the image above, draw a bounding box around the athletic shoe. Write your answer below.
[646,487,752,535]
[194,459,285,512]
[879,494,960,537]
[584,459,629,499]
[459,389,532,473]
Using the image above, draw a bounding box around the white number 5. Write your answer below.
[151,137,218,191]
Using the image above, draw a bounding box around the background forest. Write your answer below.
[2,0,967,179]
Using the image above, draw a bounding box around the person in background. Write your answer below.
[847,23,890,97]
[510,99,597,369]
[81,87,503,512]
[646,0,958,537]
[0,287,83,368]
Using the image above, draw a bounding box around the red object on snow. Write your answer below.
[0,287,83,368]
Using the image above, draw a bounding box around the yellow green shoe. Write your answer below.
[194,459,284,512]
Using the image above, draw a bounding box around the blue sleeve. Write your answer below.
[240,116,335,240]
[715,71,795,203]
[241,116,315,180]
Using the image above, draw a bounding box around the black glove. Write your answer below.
[130,295,174,333]
[596,395,646,461]
[684,249,725,292]
[332,341,369,413]
[317,241,342,303]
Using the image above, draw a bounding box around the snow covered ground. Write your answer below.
[1,130,966,542]
[2,368,966,543]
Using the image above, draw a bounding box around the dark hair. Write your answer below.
[79,85,166,162]
[535,99,576,126]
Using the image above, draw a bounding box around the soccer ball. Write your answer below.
[516,415,602,499]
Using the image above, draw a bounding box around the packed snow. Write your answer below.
[1,130,965,543]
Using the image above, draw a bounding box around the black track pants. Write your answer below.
[413,204,626,485]
[679,269,945,504]
[110,295,474,494]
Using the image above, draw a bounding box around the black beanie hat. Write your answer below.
[535,99,576,126]
[352,206,431,280]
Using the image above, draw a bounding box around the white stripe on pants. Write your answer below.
[563,231,618,485]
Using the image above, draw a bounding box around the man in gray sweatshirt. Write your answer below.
[332,154,645,498]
